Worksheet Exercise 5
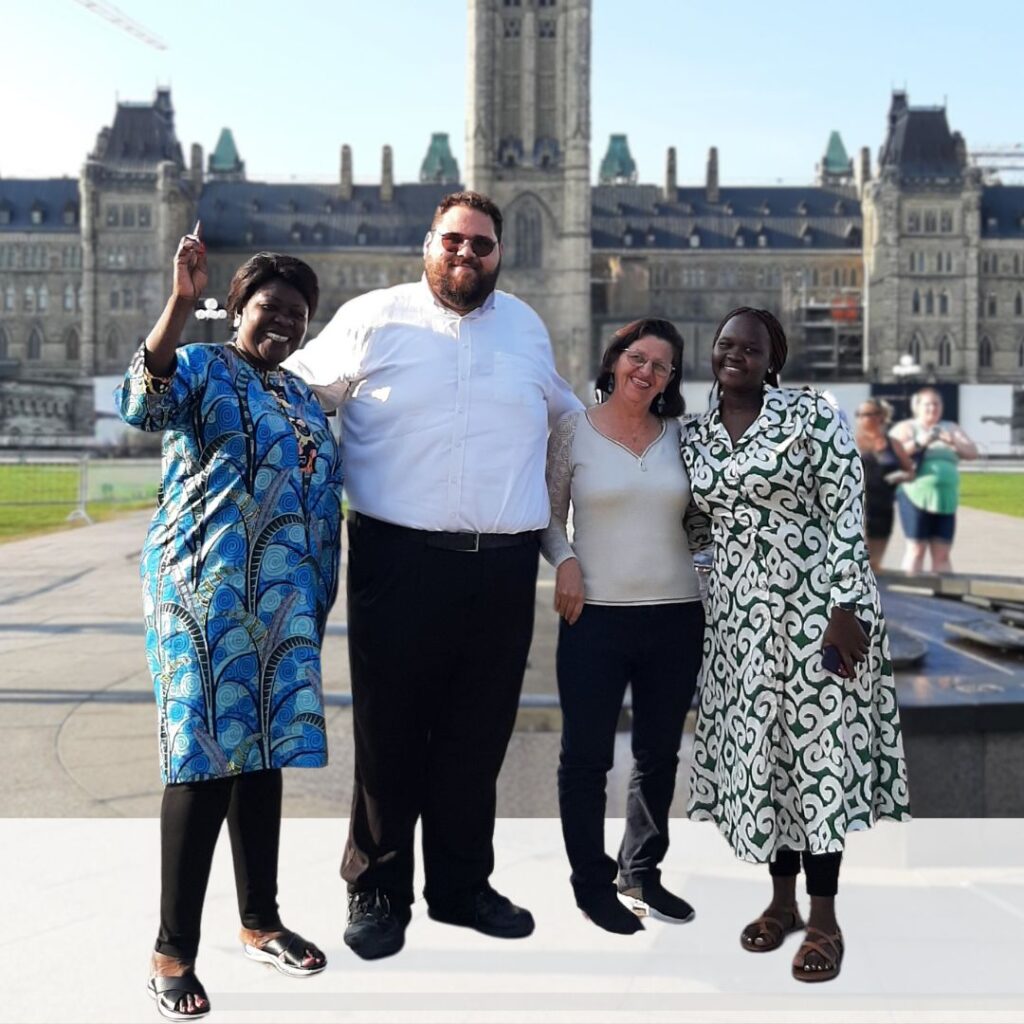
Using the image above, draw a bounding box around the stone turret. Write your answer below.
[339,144,353,200]
[706,147,719,203]
[381,145,394,202]
[663,147,676,201]
[817,130,854,186]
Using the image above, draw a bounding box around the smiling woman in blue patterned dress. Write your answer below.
[680,307,910,984]
[118,227,342,1021]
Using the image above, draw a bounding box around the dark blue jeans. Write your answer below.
[556,601,705,904]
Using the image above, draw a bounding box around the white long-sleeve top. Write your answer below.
[541,409,702,605]
[284,277,581,533]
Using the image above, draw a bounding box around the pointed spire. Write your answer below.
[208,128,245,181]
[419,133,460,184]
[817,130,853,184]
[598,135,637,185]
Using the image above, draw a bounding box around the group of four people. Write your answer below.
[118,190,910,1021]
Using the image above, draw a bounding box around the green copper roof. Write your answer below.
[599,134,637,185]
[420,133,460,184]
[823,131,851,174]
[210,128,242,173]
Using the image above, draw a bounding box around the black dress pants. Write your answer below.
[342,513,539,913]
[556,601,705,904]
[156,769,283,960]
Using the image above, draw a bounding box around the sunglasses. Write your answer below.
[438,232,498,258]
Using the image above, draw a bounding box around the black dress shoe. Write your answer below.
[344,890,408,960]
[617,879,695,923]
[428,885,535,938]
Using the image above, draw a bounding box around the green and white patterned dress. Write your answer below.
[681,387,910,863]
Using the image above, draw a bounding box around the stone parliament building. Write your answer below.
[2,0,1023,440]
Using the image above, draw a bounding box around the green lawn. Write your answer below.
[0,463,156,542]
[959,472,1024,518]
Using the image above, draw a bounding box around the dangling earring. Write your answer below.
[654,393,666,415]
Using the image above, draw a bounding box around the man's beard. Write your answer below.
[426,254,501,311]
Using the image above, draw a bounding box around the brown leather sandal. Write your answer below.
[739,906,805,952]
[791,927,844,982]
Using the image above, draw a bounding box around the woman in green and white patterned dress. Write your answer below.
[681,307,910,983]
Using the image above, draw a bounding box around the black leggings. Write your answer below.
[769,848,842,898]
[156,769,284,960]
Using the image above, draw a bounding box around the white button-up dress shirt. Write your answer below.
[285,278,582,533]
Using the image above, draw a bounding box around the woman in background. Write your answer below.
[854,397,914,572]
[890,387,978,573]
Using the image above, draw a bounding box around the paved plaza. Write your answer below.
[2,506,1024,1021]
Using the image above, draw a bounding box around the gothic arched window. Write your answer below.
[912,289,921,315]
[27,325,44,360]
[0,327,8,359]
[64,328,80,363]
[979,335,993,369]
[907,334,922,363]
[939,291,949,316]
[937,335,952,367]
[512,205,542,268]
[105,325,121,360]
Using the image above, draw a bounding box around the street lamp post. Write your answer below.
[194,297,228,344]
[891,353,922,421]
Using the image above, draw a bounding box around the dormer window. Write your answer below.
[622,230,634,247]
[796,201,808,216]
[723,202,733,215]
[760,201,771,216]
[800,224,813,246]
[290,224,303,243]
[757,233,768,248]
[987,216,999,231]
[323,201,334,214]
[834,200,846,215]
[0,203,11,225]
[62,203,78,226]
[734,232,745,248]
[31,204,45,225]
[645,228,657,246]
[688,230,700,249]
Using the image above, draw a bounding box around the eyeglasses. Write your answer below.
[438,232,498,258]
[623,349,674,378]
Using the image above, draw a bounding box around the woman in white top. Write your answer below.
[542,318,706,935]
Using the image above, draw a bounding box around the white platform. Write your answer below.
[3,818,1024,1023]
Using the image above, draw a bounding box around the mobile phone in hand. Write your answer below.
[822,616,871,677]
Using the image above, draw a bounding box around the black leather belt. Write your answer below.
[348,511,539,553]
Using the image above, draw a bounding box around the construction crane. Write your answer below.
[72,0,167,51]
[969,144,1024,179]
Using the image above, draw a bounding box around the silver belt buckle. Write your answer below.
[464,532,481,553]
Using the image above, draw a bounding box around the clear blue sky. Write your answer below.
[2,0,1020,186]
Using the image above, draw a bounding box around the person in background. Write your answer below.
[120,229,341,1020]
[854,398,915,572]
[542,318,705,935]
[889,387,978,573]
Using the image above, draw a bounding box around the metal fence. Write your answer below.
[0,455,161,523]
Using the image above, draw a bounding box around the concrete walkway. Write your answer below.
[1,504,1022,819]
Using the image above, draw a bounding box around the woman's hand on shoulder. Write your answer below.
[172,221,208,302]
[554,557,585,625]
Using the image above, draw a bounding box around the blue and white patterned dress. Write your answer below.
[118,343,343,784]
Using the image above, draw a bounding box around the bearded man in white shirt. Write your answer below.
[286,191,581,960]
